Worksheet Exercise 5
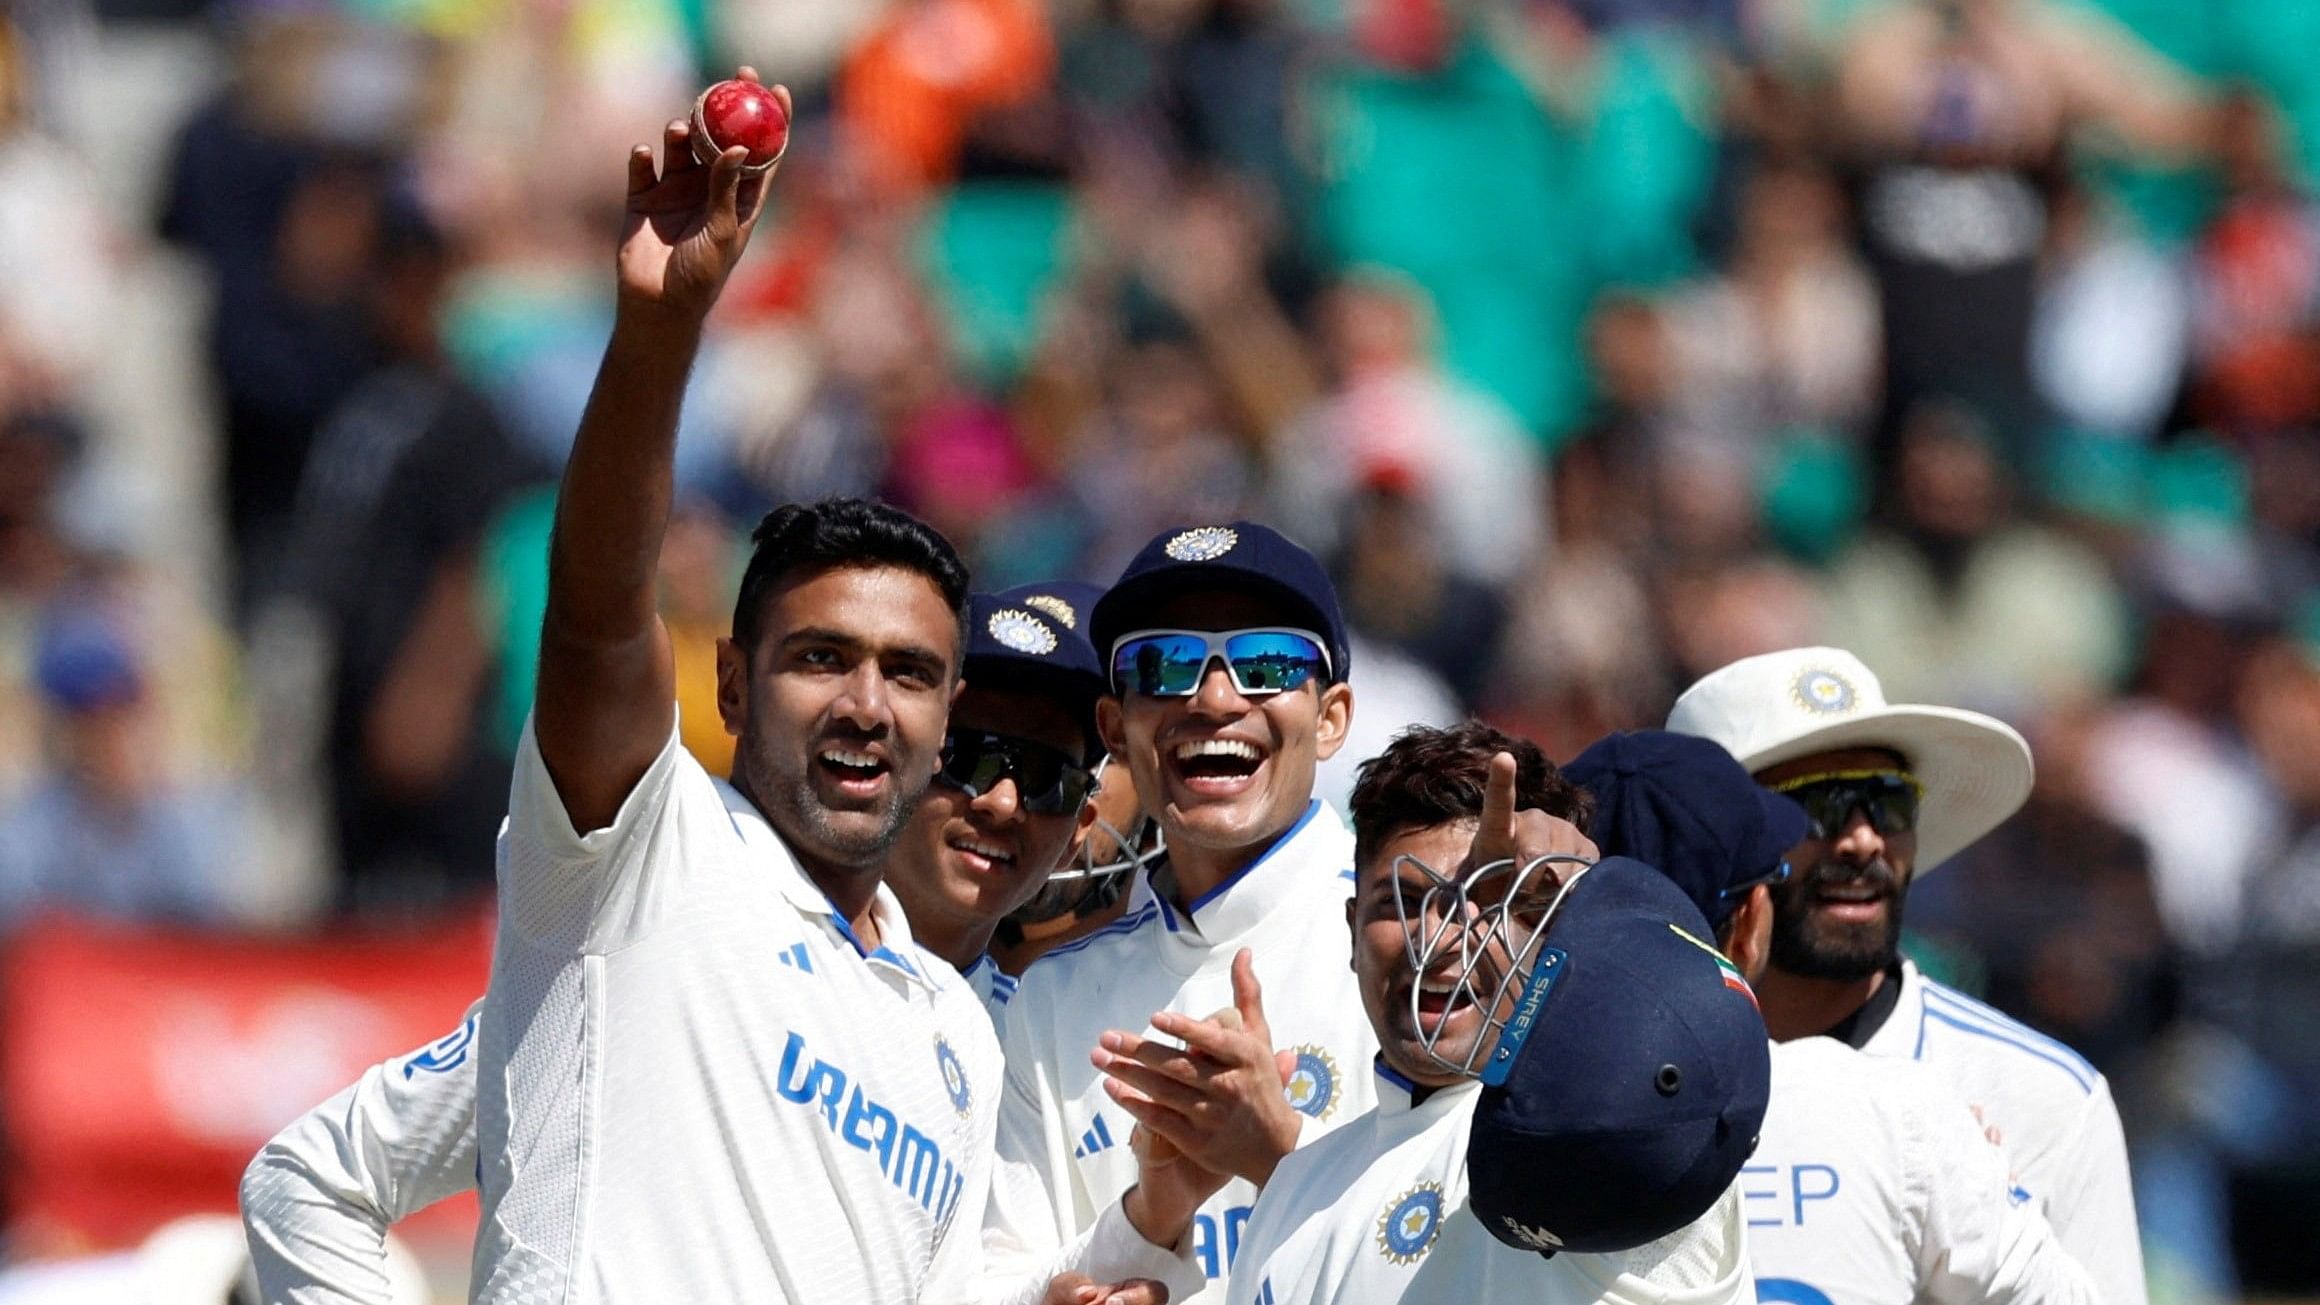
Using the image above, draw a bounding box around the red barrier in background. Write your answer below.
[0,910,493,1258]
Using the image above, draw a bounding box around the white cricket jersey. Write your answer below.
[241,935,1048,1303]
[1860,961,2144,1305]
[1228,1063,1754,1305]
[985,801,1376,1305]
[242,1003,483,1304]
[472,721,1004,1303]
[1747,1037,2100,1305]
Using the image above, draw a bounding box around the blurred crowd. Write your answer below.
[6,0,2320,1295]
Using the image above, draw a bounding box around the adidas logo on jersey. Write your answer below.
[1074,1114,1118,1158]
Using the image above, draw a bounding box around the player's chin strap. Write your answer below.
[1395,851,1597,1082]
[1042,814,1164,884]
[1042,757,1165,885]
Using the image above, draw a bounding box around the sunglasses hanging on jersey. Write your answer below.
[936,729,1098,816]
[1108,628,1332,698]
[1767,769,1922,841]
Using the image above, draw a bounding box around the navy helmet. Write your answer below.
[1466,858,1771,1256]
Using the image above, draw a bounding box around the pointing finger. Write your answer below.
[1472,752,1518,870]
[1230,949,1269,1042]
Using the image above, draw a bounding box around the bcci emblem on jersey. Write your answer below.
[1283,1045,1339,1121]
[1163,526,1238,562]
[935,1036,972,1117]
[1375,1183,1445,1265]
[1790,668,1857,715]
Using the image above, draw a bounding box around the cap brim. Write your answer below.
[1094,568,1340,677]
[1734,706,2033,874]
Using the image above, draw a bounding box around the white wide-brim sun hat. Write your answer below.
[1665,647,2034,874]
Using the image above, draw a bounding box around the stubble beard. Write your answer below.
[738,738,930,873]
[1767,861,1908,983]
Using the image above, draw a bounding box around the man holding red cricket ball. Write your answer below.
[452,69,1189,1305]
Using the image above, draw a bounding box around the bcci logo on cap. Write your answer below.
[1163,526,1238,562]
[988,609,1058,656]
[1021,594,1078,629]
[935,1036,971,1117]
[1791,668,1857,715]
[1282,1045,1339,1121]
[1375,1183,1445,1265]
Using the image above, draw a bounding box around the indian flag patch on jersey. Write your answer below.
[1668,922,1758,1011]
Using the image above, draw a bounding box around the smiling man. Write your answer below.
[453,81,1164,1305]
[240,585,1158,1303]
[981,522,1374,1302]
[1567,728,2101,1305]
[1226,722,1759,1304]
[884,589,1107,1007]
[1668,647,2143,1305]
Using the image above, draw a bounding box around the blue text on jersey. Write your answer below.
[776,1030,968,1226]
[403,1013,479,1079]
[1740,1163,1841,1228]
[1193,1204,1253,1279]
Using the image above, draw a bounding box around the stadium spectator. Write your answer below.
[0,600,249,928]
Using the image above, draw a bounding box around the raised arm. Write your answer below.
[534,74,783,833]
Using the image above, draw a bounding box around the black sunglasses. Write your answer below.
[1768,770,1922,841]
[936,729,1098,816]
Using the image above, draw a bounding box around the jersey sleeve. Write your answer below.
[500,714,711,950]
[1912,1081,2103,1305]
[2040,1080,2146,1305]
[241,1002,484,1304]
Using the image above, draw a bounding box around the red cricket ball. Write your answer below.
[690,79,789,172]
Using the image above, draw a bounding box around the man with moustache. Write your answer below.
[1667,647,2143,1305]
[980,522,1374,1302]
[446,78,1169,1304]
[241,587,1151,1301]
[1567,729,2101,1305]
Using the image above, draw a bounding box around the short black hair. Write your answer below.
[1350,720,1593,872]
[732,499,972,661]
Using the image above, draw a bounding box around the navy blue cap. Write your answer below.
[1563,730,1810,935]
[35,606,142,712]
[1089,522,1349,686]
[1467,858,1771,1255]
[967,590,1107,760]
